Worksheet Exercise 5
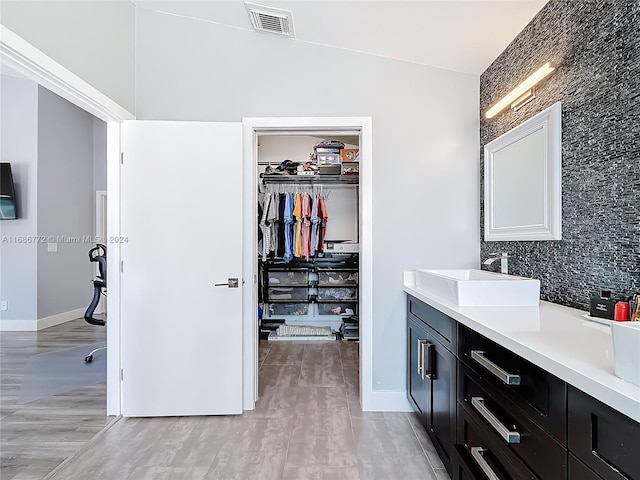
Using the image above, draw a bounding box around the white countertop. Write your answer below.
[403,272,640,423]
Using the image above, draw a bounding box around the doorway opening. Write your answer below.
[242,118,373,412]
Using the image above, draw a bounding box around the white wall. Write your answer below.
[135,8,480,395]
[36,86,95,319]
[0,75,39,325]
[0,0,135,113]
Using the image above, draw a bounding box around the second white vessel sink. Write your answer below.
[414,269,540,306]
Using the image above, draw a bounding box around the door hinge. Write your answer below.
[120,152,124,165]
[120,369,124,381]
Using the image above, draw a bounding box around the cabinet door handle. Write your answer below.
[417,340,424,378]
[471,397,520,444]
[471,350,520,385]
[470,447,500,480]
[423,342,434,379]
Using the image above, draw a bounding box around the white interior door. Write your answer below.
[121,121,243,417]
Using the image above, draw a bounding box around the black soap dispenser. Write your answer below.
[589,290,616,320]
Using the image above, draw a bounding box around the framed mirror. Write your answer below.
[484,102,562,241]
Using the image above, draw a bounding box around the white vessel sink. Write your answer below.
[414,269,540,306]
[611,322,640,387]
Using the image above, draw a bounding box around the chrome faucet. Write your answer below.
[483,252,510,274]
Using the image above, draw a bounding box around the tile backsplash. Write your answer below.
[479,0,639,310]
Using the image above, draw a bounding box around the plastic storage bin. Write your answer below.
[317,287,357,301]
[268,271,308,285]
[318,302,356,315]
[267,286,308,301]
[269,303,310,315]
[318,271,358,285]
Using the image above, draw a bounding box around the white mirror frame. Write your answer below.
[484,102,562,241]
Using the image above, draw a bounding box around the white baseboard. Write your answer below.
[362,389,413,412]
[0,308,85,331]
[0,319,38,331]
[37,308,85,330]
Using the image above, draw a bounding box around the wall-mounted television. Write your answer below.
[0,163,18,220]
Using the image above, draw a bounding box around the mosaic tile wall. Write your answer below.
[480,0,639,309]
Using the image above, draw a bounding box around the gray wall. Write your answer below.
[480,0,640,309]
[0,1,136,113]
[0,75,39,323]
[135,7,481,394]
[93,117,107,192]
[36,86,95,318]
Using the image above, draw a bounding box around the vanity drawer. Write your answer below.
[458,363,566,479]
[458,325,566,442]
[569,454,603,480]
[407,296,457,352]
[568,385,640,480]
[456,405,538,480]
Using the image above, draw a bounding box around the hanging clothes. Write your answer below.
[318,194,329,253]
[300,193,312,260]
[293,192,303,258]
[310,193,320,256]
[261,184,331,260]
[283,192,294,263]
[276,193,286,258]
[259,193,272,261]
[267,192,278,255]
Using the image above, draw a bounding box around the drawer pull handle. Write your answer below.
[417,340,433,380]
[423,342,433,380]
[470,447,500,480]
[471,397,520,444]
[471,350,521,385]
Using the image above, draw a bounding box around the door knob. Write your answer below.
[214,278,239,288]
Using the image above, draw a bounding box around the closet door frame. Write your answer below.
[242,117,374,410]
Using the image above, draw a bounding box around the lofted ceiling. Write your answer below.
[134,0,548,76]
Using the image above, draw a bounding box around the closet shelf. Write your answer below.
[261,174,359,185]
[268,299,310,304]
[316,298,358,303]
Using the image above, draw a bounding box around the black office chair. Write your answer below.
[84,244,106,363]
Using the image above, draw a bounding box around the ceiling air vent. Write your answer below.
[245,2,295,37]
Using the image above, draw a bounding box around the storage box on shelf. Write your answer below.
[340,315,359,340]
[316,262,358,316]
[316,147,342,175]
[263,263,313,316]
[262,254,359,318]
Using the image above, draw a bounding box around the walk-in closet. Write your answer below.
[254,132,362,412]
[257,133,361,342]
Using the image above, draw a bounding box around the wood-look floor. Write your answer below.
[43,339,450,480]
[0,319,109,480]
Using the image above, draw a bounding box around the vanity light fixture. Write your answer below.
[485,62,555,119]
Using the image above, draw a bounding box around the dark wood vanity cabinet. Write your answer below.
[458,325,567,443]
[568,385,640,480]
[406,295,640,480]
[455,324,568,479]
[406,297,457,474]
[407,316,429,417]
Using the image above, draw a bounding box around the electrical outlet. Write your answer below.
[1,301,7,311]
[47,243,58,253]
